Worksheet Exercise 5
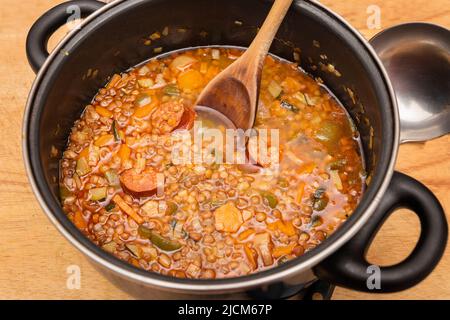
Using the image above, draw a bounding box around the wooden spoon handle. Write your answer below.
[244,0,294,65]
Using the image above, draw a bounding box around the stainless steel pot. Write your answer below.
[23,0,447,299]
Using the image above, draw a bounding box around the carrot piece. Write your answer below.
[94,134,114,147]
[112,194,144,224]
[73,211,87,230]
[214,202,243,233]
[177,69,203,90]
[133,99,158,118]
[106,74,121,89]
[267,220,296,237]
[238,228,256,241]
[296,182,305,203]
[95,106,113,118]
[273,243,296,258]
[118,144,131,163]
[78,146,90,159]
[296,162,316,174]
[244,244,257,270]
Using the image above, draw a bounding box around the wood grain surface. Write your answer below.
[0,0,448,300]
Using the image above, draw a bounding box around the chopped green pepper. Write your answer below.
[59,185,72,202]
[105,202,115,211]
[125,243,141,258]
[163,84,180,96]
[138,225,182,251]
[105,170,120,186]
[76,157,91,176]
[260,191,279,209]
[165,201,178,215]
[112,120,120,141]
[280,100,299,113]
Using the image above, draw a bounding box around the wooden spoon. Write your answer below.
[195,0,294,129]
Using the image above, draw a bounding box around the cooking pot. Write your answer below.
[23,0,448,299]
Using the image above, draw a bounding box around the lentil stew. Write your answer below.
[59,47,365,279]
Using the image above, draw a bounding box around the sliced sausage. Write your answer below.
[174,106,196,131]
[120,168,158,197]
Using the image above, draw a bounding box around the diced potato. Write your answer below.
[177,69,203,91]
[214,202,243,233]
[141,200,160,217]
[170,55,197,72]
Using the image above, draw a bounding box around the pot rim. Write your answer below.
[22,0,400,293]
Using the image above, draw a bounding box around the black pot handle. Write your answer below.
[315,171,447,292]
[26,0,105,73]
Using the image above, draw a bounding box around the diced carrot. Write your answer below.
[133,99,158,118]
[73,211,87,230]
[267,220,296,236]
[95,106,113,118]
[177,69,203,91]
[94,134,114,147]
[214,202,243,233]
[118,144,131,163]
[244,244,257,270]
[296,162,316,174]
[238,228,256,241]
[112,194,144,224]
[78,146,90,159]
[296,182,305,203]
[106,74,121,89]
[273,243,296,258]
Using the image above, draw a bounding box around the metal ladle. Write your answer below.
[370,22,450,143]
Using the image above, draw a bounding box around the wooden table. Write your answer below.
[0,0,448,300]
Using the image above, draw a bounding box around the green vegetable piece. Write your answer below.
[105,203,115,211]
[163,84,180,96]
[112,120,120,141]
[311,187,329,211]
[59,185,72,201]
[280,100,299,113]
[76,157,91,176]
[125,243,141,258]
[105,170,120,186]
[315,122,343,147]
[329,158,347,170]
[268,80,283,98]
[260,191,279,209]
[89,187,107,201]
[165,201,178,215]
[138,225,182,251]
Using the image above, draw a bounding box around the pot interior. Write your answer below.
[27,0,395,291]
